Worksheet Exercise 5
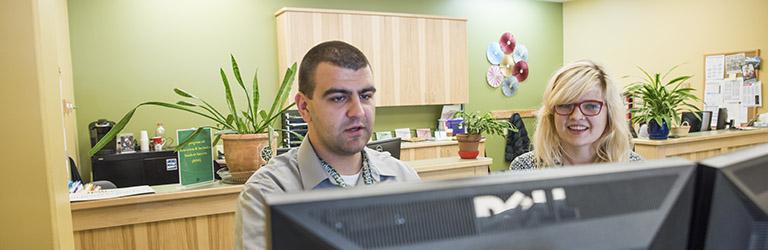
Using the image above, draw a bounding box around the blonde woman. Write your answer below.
[510,60,642,170]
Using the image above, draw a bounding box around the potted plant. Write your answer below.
[625,66,700,140]
[89,55,297,183]
[451,111,514,159]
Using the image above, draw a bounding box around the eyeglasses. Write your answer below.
[553,100,605,116]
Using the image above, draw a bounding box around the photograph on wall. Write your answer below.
[724,53,746,74]
[742,63,756,80]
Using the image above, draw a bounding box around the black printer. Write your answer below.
[91,151,179,187]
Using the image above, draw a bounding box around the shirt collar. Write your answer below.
[297,137,331,189]
[297,137,397,189]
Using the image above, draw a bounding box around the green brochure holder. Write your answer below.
[176,128,214,186]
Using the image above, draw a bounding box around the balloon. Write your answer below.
[513,60,529,82]
[499,32,516,55]
[486,43,504,65]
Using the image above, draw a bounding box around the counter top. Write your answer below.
[633,128,768,146]
[401,138,486,149]
[405,157,492,172]
[70,182,242,211]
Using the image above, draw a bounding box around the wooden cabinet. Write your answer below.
[400,140,485,161]
[71,184,241,250]
[633,128,768,160]
[275,8,468,106]
[405,157,492,181]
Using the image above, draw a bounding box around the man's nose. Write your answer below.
[347,96,365,118]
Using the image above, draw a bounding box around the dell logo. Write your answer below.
[473,188,567,218]
[375,145,384,152]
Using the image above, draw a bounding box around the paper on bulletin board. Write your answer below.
[755,81,762,106]
[741,80,762,107]
[705,55,725,80]
[705,93,723,106]
[722,78,743,102]
[704,80,723,106]
[705,105,720,127]
[176,128,214,186]
[724,53,746,74]
[725,101,748,124]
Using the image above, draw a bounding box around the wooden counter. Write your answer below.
[405,157,492,181]
[71,156,493,249]
[71,182,241,250]
[633,128,768,160]
[400,140,485,161]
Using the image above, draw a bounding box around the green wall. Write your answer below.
[69,0,562,178]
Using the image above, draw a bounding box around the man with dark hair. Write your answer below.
[234,41,420,250]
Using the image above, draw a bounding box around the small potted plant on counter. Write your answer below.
[89,55,297,183]
[625,65,700,140]
[451,111,514,159]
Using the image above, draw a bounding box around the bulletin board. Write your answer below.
[702,49,762,126]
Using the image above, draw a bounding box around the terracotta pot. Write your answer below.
[456,134,483,159]
[221,133,277,183]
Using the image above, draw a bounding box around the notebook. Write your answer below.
[69,185,155,202]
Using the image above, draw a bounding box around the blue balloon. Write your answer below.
[486,43,504,65]
[513,44,529,62]
[501,76,520,97]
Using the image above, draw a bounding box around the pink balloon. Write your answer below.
[513,61,529,82]
[499,32,516,55]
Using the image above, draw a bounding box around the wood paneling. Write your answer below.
[378,16,397,106]
[73,213,234,250]
[447,20,469,104]
[72,184,240,250]
[405,157,492,181]
[275,8,468,106]
[633,128,768,160]
[400,140,485,161]
[399,17,421,105]
[491,109,538,119]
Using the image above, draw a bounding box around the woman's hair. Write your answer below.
[533,60,632,167]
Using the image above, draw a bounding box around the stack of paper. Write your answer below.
[69,185,155,202]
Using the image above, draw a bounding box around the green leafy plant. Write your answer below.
[88,55,297,156]
[624,65,701,127]
[451,111,515,137]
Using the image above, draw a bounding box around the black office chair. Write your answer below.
[69,156,116,189]
[276,147,291,156]
[69,156,82,183]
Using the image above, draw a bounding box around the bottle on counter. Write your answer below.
[155,123,165,138]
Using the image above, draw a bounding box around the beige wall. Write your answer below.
[0,0,75,249]
[564,0,768,113]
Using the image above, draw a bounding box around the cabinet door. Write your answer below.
[276,9,468,106]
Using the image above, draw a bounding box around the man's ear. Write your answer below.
[295,92,312,123]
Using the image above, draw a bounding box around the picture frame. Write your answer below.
[394,128,412,139]
[416,128,432,139]
[117,133,135,153]
[375,131,393,140]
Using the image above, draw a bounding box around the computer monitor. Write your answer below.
[366,138,401,160]
[716,108,729,130]
[692,144,768,250]
[682,111,711,132]
[265,158,696,249]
